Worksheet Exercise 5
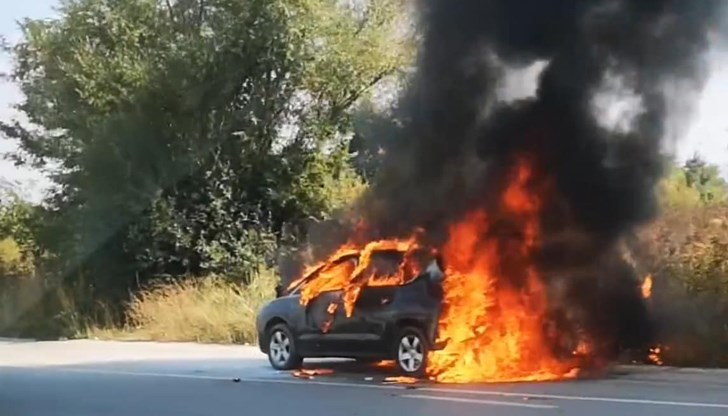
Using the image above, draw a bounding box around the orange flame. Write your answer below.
[291,158,585,383]
[383,376,418,384]
[291,369,335,379]
[372,360,396,369]
[289,248,358,294]
[647,346,663,366]
[426,159,580,383]
[572,340,592,357]
[293,237,420,329]
[641,275,653,299]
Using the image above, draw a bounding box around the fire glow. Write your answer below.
[647,346,664,366]
[426,159,581,383]
[641,275,653,299]
[290,158,585,383]
[289,237,422,318]
[279,0,721,385]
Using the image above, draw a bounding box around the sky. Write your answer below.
[1,1,728,203]
[0,1,58,202]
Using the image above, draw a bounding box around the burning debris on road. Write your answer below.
[647,347,662,365]
[383,376,419,385]
[291,369,336,380]
[286,0,725,384]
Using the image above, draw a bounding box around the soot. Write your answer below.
[357,0,724,357]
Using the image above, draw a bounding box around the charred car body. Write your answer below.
[256,248,445,376]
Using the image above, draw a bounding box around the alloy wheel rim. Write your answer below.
[398,334,424,372]
[269,330,291,365]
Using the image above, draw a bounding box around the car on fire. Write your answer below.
[255,248,445,376]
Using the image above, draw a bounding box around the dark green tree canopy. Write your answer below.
[0,0,412,300]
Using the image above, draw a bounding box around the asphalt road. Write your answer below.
[2,339,728,416]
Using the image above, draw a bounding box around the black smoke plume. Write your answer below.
[356,0,725,358]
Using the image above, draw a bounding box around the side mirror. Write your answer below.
[426,259,444,283]
[425,260,444,299]
[275,284,284,298]
[434,254,445,274]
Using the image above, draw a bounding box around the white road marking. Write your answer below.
[51,368,728,409]
[603,377,728,389]
[401,394,557,409]
[415,387,728,409]
[59,368,230,381]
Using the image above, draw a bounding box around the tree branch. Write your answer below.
[332,67,393,116]
[165,0,176,22]
[197,0,205,28]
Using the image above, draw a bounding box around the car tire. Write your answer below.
[394,326,428,377]
[266,323,303,371]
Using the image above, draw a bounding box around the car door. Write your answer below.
[353,254,445,352]
[297,257,357,355]
[342,250,408,354]
[298,290,345,355]
[348,285,398,353]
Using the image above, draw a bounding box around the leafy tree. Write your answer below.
[658,156,728,209]
[0,238,34,279]
[683,155,728,204]
[0,0,412,306]
[0,197,40,254]
[349,101,403,180]
[658,166,703,209]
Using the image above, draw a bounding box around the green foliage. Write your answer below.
[319,164,368,215]
[0,198,41,255]
[350,100,403,180]
[659,156,728,210]
[683,155,728,204]
[658,167,702,209]
[0,199,41,279]
[0,238,34,278]
[644,157,728,365]
[1,0,410,308]
[638,203,728,366]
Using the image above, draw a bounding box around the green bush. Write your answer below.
[638,203,728,366]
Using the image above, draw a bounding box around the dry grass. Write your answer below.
[88,270,278,344]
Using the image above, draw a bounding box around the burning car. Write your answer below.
[256,245,445,377]
[256,161,595,384]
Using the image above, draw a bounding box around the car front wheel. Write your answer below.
[394,326,428,377]
[267,323,303,370]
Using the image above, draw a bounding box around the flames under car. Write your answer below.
[255,247,445,376]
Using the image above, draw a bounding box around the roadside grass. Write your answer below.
[0,278,95,340]
[86,270,278,345]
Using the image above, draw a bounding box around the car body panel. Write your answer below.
[256,258,444,360]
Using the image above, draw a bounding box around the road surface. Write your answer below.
[2,339,728,416]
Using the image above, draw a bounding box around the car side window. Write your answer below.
[364,250,428,287]
[369,251,404,280]
[309,257,358,294]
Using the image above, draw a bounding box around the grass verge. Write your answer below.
[87,270,277,344]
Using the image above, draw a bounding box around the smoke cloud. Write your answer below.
[356,0,725,357]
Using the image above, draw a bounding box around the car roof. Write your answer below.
[285,246,435,295]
